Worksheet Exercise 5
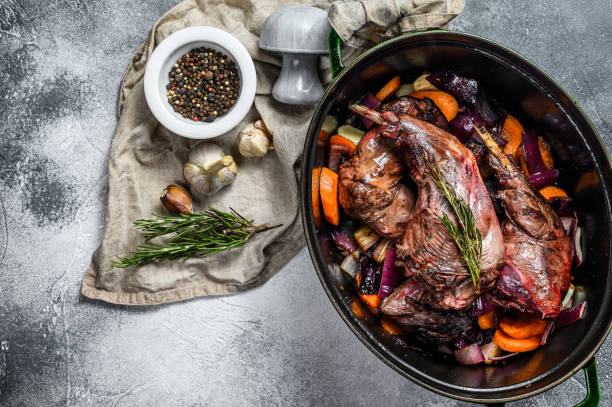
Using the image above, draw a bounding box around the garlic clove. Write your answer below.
[160,184,193,214]
[237,120,273,158]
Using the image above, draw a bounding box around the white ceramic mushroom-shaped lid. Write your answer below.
[259,5,330,54]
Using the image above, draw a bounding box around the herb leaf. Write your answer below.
[425,156,482,292]
[112,208,281,268]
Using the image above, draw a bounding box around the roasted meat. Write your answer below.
[381,278,472,344]
[338,97,449,239]
[474,125,572,318]
[349,105,506,310]
[338,128,415,239]
[380,96,449,131]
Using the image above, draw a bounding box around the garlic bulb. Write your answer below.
[237,120,273,158]
[184,143,237,196]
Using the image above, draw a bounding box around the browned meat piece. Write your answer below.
[381,279,472,344]
[348,105,506,311]
[474,125,572,318]
[339,128,415,239]
[338,97,449,239]
[380,96,449,131]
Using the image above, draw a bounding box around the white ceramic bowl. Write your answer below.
[144,26,256,139]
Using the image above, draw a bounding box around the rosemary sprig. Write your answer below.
[425,156,482,292]
[112,208,281,268]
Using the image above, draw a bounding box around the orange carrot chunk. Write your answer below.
[319,167,339,226]
[329,135,357,156]
[409,90,459,121]
[539,185,569,200]
[381,317,404,336]
[350,300,366,320]
[311,168,323,228]
[499,312,547,339]
[494,329,540,353]
[376,75,401,101]
[478,311,496,330]
[501,115,524,157]
[360,293,382,310]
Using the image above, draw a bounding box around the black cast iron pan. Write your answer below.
[300,30,612,405]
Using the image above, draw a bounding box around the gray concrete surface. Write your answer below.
[0,0,611,405]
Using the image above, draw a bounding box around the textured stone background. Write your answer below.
[0,0,611,405]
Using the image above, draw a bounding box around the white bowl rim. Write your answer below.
[144,26,256,140]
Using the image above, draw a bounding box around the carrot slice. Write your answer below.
[350,300,366,320]
[319,167,339,226]
[381,317,403,336]
[499,312,547,339]
[538,137,555,170]
[501,115,524,157]
[478,311,495,330]
[574,170,600,195]
[409,90,459,121]
[376,75,401,101]
[360,293,382,310]
[329,135,357,156]
[494,329,540,353]
[539,185,569,200]
[311,168,322,228]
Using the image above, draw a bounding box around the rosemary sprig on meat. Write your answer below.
[425,156,483,292]
[112,208,281,268]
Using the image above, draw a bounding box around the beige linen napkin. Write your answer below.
[82,0,464,305]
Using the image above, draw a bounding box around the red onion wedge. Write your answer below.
[561,212,583,267]
[489,352,520,362]
[361,93,380,129]
[470,294,495,317]
[540,320,555,345]
[561,284,575,309]
[528,169,560,189]
[426,71,479,106]
[574,226,584,267]
[549,197,573,217]
[359,255,382,295]
[328,144,351,173]
[476,91,500,126]
[557,302,587,327]
[454,343,485,365]
[560,217,574,234]
[481,341,501,364]
[330,230,359,259]
[378,247,402,299]
[521,130,547,174]
[340,254,359,279]
[448,108,482,144]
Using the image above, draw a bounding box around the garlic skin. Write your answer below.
[184,143,237,196]
[237,120,273,158]
[160,184,193,214]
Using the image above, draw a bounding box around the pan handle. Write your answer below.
[575,357,600,407]
[328,29,344,79]
[487,358,600,406]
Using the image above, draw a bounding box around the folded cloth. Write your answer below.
[81,0,464,305]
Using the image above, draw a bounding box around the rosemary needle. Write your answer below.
[112,208,281,268]
[425,156,483,292]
